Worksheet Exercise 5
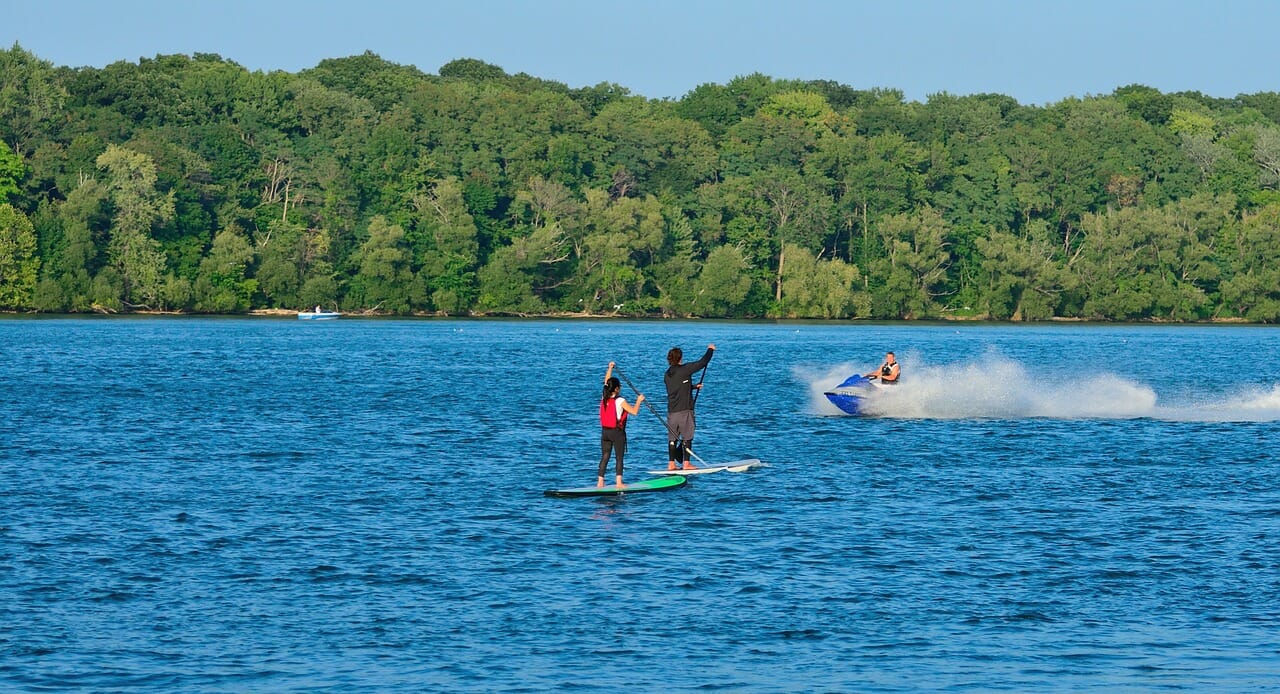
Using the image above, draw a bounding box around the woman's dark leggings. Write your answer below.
[598,428,626,477]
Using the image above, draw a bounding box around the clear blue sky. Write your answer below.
[7,0,1279,105]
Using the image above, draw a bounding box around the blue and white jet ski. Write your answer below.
[823,374,884,415]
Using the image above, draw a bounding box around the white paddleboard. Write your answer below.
[646,458,763,476]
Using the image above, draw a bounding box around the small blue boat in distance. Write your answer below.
[298,307,340,320]
[824,374,877,415]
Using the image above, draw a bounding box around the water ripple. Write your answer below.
[2,318,1279,691]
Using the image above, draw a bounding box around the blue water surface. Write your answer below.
[2,317,1279,691]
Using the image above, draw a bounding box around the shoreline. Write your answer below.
[0,308,1266,325]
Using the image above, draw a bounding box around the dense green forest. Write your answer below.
[3,44,1280,320]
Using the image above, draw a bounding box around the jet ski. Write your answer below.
[823,374,883,415]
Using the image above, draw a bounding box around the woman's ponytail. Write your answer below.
[602,376,621,402]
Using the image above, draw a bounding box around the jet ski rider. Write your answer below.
[865,351,900,385]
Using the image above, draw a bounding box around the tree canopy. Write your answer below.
[4,43,1280,321]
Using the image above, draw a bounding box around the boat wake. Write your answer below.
[802,356,1280,422]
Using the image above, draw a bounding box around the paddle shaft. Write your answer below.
[613,364,708,466]
[691,359,709,406]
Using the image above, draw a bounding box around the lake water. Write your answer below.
[2,317,1279,691]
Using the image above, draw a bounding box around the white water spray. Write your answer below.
[801,355,1280,422]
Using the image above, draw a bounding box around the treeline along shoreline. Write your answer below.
[2,46,1280,321]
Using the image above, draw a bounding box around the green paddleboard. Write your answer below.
[544,475,687,498]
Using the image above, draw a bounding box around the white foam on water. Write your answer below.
[800,355,1280,422]
[1159,383,1280,422]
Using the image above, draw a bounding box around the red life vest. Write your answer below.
[600,397,627,429]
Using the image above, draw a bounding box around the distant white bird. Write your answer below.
[613,303,624,311]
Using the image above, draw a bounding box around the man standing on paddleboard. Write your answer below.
[664,344,715,471]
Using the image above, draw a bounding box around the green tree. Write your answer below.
[0,44,67,156]
[298,226,339,310]
[1074,206,1160,319]
[32,179,108,312]
[570,190,665,313]
[1169,107,1217,139]
[866,206,953,318]
[694,244,753,317]
[0,140,24,202]
[1114,84,1173,125]
[26,134,109,208]
[488,176,580,308]
[254,219,305,308]
[291,76,377,139]
[723,167,830,309]
[835,132,929,267]
[90,268,124,312]
[96,145,175,307]
[676,72,785,144]
[588,98,718,197]
[305,51,426,111]
[999,97,1191,256]
[346,215,413,312]
[569,82,631,118]
[1154,193,1232,318]
[674,82,742,139]
[0,203,39,308]
[649,213,701,317]
[475,239,549,314]
[720,91,841,175]
[193,226,256,312]
[974,222,1073,320]
[778,243,868,318]
[410,177,480,313]
[1219,203,1280,321]
[12,46,1280,322]
[438,57,509,82]
[1246,124,1280,190]
[1073,194,1228,320]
